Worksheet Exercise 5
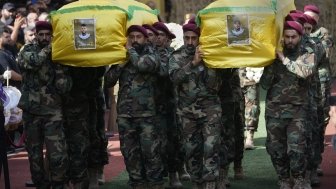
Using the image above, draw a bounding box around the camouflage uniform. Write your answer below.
[168,45,222,184]
[311,27,334,162]
[219,69,245,168]
[87,67,109,169]
[18,44,71,188]
[302,34,326,174]
[311,27,333,122]
[155,46,183,174]
[104,45,163,187]
[260,48,316,180]
[239,68,260,131]
[63,67,97,186]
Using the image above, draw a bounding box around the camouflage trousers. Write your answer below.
[265,116,307,179]
[157,112,184,173]
[24,112,68,188]
[87,94,109,169]
[319,71,331,124]
[180,112,221,184]
[63,96,90,183]
[242,84,260,131]
[306,97,323,171]
[118,116,163,187]
[220,101,245,168]
[319,78,330,146]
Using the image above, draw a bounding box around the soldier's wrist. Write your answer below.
[42,48,50,54]
[191,60,198,67]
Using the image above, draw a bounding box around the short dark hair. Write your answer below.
[81,24,86,27]
[0,25,11,36]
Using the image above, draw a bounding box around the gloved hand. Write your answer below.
[3,70,11,80]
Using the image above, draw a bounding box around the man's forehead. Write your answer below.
[146,30,155,35]
[128,31,145,37]
[184,31,198,37]
[157,30,166,34]
[284,29,299,36]
[37,29,51,34]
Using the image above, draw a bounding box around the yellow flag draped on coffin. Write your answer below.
[109,0,159,28]
[197,0,295,68]
[50,0,158,67]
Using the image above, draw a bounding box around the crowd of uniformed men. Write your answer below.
[0,1,334,189]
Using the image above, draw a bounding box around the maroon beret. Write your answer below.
[289,10,303,14]
[303,14,317,25]
[182,18,200,36]
[285,13,307,25]
[284,21,303,35]
[152,22,176,39]
[304,5,320,14]
[142,24,159,35]
[127,25,148,38]
[35,21,52,33]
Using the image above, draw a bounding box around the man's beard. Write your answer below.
[38,40,50,48]
[2,43,12,50]
[185,44,196,55]
[284,43,299,54]
[132,42,145,54]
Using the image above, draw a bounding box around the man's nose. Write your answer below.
[187,38,192,44]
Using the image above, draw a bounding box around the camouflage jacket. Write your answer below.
[218,68,243,103]
[311,27,334,58]
[260,48,316,118]
[61,67,100,119]
[311,27,333,81]
[104,45,160,118]
[302,35,323,101]
[18,44,72,115]
[169,45,222,118]
[155,46,175,114]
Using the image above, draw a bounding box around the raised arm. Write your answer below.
[128,47,159,73]
[18,44,51,71]
[277,51,316,79]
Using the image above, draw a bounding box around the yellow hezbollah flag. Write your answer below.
[108,0,159,28]
[197,0,295,68]
[50,0,158,67]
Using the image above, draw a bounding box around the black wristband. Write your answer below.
[329,96,336,106]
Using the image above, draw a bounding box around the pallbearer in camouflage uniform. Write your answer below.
[260,20,316,189]
[168,19,222,189]
[63,66,97,188]
[304,4,334,178]
[239,67,262,150]
[152,22,185,189]
[230,70,245,180]
[87,66,109,188]
[305,5,334,120]
[290,11,327,187]
[18,21,71,189]
[218,69,245,188]
[104,25,163,189]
